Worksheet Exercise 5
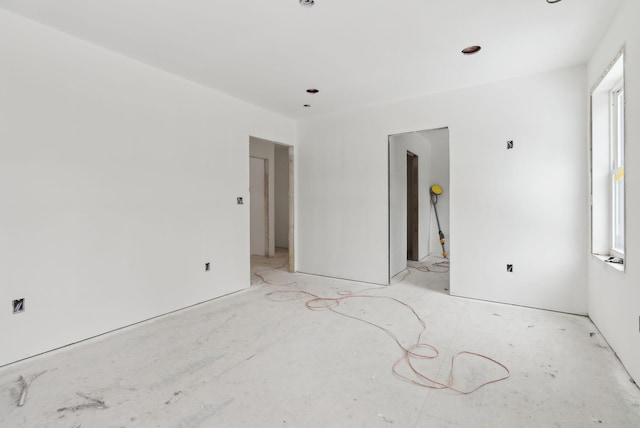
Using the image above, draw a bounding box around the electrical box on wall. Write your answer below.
[13,298,25,314]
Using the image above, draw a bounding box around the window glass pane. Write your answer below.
[616,89,624,168]
[613,175,624,253]
[611,84,624,255]
[618,89,624,166]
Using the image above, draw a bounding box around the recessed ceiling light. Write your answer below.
[303,104,311,108]
[300,0,315,7]
[462,45,482,55]
[306,89,319,94]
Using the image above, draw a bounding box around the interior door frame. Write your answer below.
[287,146,295,272]
[263,158,270,257]
[407,151,419,261]
[249,138,295,273]
[388,127,450,284]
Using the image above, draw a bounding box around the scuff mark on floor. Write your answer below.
[151,353,226,389]
[165,390,183,405]
[378,413,394,423]
[16,370,47,407]
[222,314,237,327]
[176,397,234,428]
[57,392,108,412]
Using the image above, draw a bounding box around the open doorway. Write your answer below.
[388,128,450,288]
[249,137,294,283]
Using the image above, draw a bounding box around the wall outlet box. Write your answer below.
[12,298,25,314]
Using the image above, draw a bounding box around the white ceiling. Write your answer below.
[0,0,623,119]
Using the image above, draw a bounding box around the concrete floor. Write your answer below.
[2,250,640,427]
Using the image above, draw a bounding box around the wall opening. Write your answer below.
[388,128,450,283]
[249,137,295,280]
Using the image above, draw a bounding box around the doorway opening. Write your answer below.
[388,128,450,289]
[249,137,294,283]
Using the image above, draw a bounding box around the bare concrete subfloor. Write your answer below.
[2,250,640,427]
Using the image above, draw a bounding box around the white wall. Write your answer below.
[587,0,640,383]
[0,10,295,367]
[298,65,588,313]
[407,135,436,261]
[249,157,267,256]
[249,138,277,257]
[422,130,450,257]
[274,145,290,249]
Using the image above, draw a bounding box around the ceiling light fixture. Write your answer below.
[306,89,319,94]
[300,0,315,7]
[462,45,482,55]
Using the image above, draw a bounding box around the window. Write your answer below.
[591,52,625,268]
[611,83,624,257]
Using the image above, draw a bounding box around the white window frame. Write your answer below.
[590,50,625,269]
[610,81,624,258]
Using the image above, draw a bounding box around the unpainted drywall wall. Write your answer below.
[421,130,450,257]
[586,0,640,384]
[297,65,588,314]
[250,138,276,257]
[0,10,295,366]
[249,156,268,256]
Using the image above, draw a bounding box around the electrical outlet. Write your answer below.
[507,140,514,150]
[237,197,244,205]
[12,298,25,314]
[507,264,513,273]
[205,262,211,272]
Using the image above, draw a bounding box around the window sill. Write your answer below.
[593,254,625,272]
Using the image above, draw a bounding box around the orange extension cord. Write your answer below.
[259,264,510,394]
